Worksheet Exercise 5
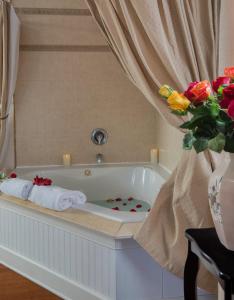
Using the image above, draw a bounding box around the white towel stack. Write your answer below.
[0,178,33,200]
[28,185,87,211]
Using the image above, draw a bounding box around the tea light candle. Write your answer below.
[150,149,158,164]
[63,154,71,167]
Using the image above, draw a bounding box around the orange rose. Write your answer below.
[224,67,234,79]
[188,80,211,103]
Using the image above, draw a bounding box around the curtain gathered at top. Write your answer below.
[86,0,233,292]
[0,0,20,171]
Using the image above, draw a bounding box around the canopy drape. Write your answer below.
[0,1,20,171]
[86,0,220,126]
[86,0,232,292]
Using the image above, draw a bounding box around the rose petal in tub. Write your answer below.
[136,204,142,208]
[115,198,122,201]
[112,207,119,210]
[106,198,114,202]
[128,197,133,201]
[130,209,136,212]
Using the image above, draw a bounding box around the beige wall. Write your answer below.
[13,0,159,166]
[13,0,182,171]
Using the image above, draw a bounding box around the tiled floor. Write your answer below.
[0,264,61,300]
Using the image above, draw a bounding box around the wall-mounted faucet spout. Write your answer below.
[96,153,104,164]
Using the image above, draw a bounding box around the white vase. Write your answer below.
[208,152,234,250]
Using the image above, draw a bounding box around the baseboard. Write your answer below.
[0,245,103,300]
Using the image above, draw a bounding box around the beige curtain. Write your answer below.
[0,1,9,153]
[87,0,220,126]
[0,1,20,171]
[86,0,231,292]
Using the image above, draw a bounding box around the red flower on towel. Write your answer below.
[33,176,52,186]
[9,172,17,178]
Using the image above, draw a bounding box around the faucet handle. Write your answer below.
[91,129,108,145]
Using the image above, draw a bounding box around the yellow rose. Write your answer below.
[159,85,174,98]
[167,91,190,112]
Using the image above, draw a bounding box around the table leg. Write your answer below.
[184,241,199,300]
[224,280,232,300]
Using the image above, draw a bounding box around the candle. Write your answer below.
[63,154,71,167]
[150,149,158,164]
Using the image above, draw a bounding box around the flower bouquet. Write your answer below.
[158,67,234,250]
[159,67,234,154]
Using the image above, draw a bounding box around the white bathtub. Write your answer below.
[16,164,167,222]
[0,163,213,300]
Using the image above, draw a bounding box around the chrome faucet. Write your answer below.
[96,153,104,164]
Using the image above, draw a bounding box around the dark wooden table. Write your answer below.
[184,228,234,300]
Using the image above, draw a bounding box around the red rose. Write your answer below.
[220,97,233,109]
[220,84,234,108]
[223,84,234,98]
[184,80,211,104]
[228,101,234,118]
[212,76,230,93]
[9,172,17,178]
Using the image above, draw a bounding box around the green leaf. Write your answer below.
[224,135,234,153]
[220,109,231,121]
[180,114,206,129]
[193,138,209,153]
[183,132,196,150]
[217,84,229,95]
[209,101,220,117]
[217,85,225,95]
[208,133,226,153]
[188,107,206,118]
[171,110,188,116]
[215,120,226,134]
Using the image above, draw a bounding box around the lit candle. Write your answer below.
[150,149,158,164]
[63,154,71,167]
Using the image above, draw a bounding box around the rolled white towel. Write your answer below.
[28,185,87,211]
[71,191,87,208]
[0,178,33,200]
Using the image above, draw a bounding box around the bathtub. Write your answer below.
[15,163,167,222]
[0,163,213,300]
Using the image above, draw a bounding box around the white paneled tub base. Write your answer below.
[0,199,215,300]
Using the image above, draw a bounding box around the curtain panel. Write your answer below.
[0,1,9,156]
[86,0,230,292]
[86,0,220,127]
[0,1,20,171]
